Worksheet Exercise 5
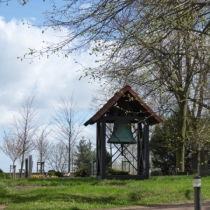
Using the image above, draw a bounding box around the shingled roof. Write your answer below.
[84,85,163,126]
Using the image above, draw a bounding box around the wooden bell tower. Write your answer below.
[84,85,162,180]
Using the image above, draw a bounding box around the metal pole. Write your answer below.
[29,155,32,177]
[193,176,202,210]
[25,158,28,178]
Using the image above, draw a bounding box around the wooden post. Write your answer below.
[25,158,28,178]
[101,120,106,179]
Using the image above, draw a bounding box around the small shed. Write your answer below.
[84,85,162,179]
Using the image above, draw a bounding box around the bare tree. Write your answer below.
[46,142,68,172]
[4,97,38,177]
[0,0,27,5]
[52,94,84,173]
[0,130,22,166]
[35,126,51,163]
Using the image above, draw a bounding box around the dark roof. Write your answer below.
[84,85,163,126]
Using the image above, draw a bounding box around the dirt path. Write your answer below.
[0,205,5,210]
[98,200,210,210]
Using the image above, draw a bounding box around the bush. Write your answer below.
[48,170,56,176]
[0,168,10,179]
[108,168,129,175]
[75,166,89,177]
[47,170,63,177]
[55,171,63,177]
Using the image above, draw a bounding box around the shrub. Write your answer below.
[75,166,89,177]
[0,168,10,179]
[55,171,63,177]
[47,170,63,177]
[48,170,56,176]
[108,168,129,175]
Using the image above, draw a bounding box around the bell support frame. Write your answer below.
[96,116,150,179]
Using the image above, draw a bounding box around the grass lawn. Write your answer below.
[0,175,209,210]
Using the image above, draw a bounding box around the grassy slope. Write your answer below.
[0,176,209,210]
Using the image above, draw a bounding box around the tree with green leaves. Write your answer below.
[185,112,210,175]
[74,137,95,170]
[20,0,210,171]
[150,115,189,174]
[151,111,210,175]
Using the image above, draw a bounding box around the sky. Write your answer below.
[0,0,101,172]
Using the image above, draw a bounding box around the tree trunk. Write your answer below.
[176,144,185,172]
[176,95,189,172]
[19,153,25,178]
[68,142,71,173]
[197,149,200,176]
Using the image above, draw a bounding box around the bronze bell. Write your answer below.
[107,121,137,144]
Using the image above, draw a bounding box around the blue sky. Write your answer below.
[0,1,51,22]
[0,0,99,172]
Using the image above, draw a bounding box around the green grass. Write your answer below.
[0,176,209,210]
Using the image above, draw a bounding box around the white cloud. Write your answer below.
[0,17,100,172]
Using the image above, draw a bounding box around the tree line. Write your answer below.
[0,95,95,177]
